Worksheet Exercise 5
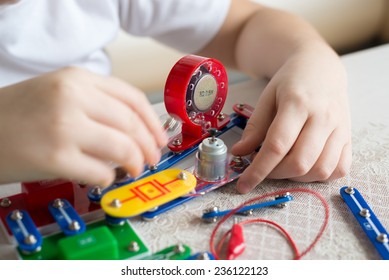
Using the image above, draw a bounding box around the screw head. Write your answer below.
[177,171,187,180]
[128,241,140,252]
[0,198,11,208]
[149,164,158,171]
[359,208,371,218]
[196,252,211,260]
[345,186,355,195]
[69,220,81,231]
[174,243,185,254]
[110,199,122,208]
[10,210,23,221]
[376,233,388,244]
[172,138,182,146]
[92,186,102,196]
[24,234,37,245]
[237,103,245,110]
[52,199,64,208]
[217,113,225,120]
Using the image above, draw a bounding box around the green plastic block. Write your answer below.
[19,220,150,260]
[58,226,118,260]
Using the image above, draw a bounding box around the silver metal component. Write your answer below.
[241,209,254,216]
[195,134,228,182]
[149,164,158,171]
[110,199,122,208]
[376,233,388,243]
[174,243,185,254]
[10,210,23,221]
[91,186,102,196]
[217,113,225,121]
[345,186,355,195]
[177,171,187,180]
[172,138,182,146]
[237,103,245,110]
[0,197,11,208]
[203,206,219,214]
[147,206,159,212]
[359,208,371,218]
[203,206,219,223]
[141,215,158,222]
[128,241,140,252]
[275,193,290,208]
[193,74,217,111]
[69,220,81,231]
[24,234,37,245]
[52,199,64,208]
[196,252,211,260]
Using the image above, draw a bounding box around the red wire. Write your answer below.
[209,188,330,260]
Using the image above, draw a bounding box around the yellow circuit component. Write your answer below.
[101,169,196,218]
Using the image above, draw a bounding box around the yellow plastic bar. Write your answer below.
[101,169,196,218]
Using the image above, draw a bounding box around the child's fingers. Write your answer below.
[320,141,351,181]
[95,76,168,148]
[236,104,308,194]
[231,86,275,156]
[81,93,161,166]
[77,120,146,178]
[50,151,115,188]
[266,116,334,179]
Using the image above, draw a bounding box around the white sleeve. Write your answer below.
[118,0,231,53]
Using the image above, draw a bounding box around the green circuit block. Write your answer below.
[19,220,150,260]
[58,226,118,260]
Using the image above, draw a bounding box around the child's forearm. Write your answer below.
[234,7,339,79]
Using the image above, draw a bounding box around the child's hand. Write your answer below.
[0,67,167,186]
[232,48,352,194]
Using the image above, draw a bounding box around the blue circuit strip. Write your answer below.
[6,210,43,254]
[48,198,86,236]
[201,194,293,221]
[340,186,389,260]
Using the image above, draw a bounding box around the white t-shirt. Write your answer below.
[0,0,231,87]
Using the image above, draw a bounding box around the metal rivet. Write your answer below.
[149,164,158,171]
[52,199,64,208]
[69,220,81,231]
[345,186,355,195]
[24,234,37,245]
[217,113,225,121]
[203,206,219,214]
[376,233,388,244]
[359,208,370,218]
[177,171,187,180]
[92,186,102,196]
[0,198,11,208]
[128,241,140,252]
[10,210,23,221]
[196,252,211,260]
[241,209,254,216]
[172,138,182,146]
[174,243,185,254]
[110,199,122,208]
[237,103,245,110]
